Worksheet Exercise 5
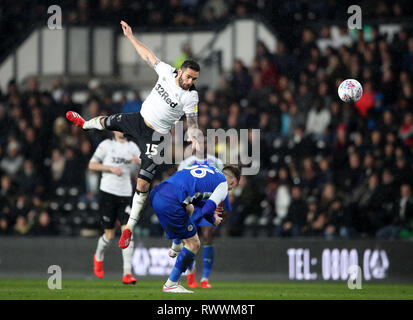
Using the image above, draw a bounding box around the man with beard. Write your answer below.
[66,20,202,250]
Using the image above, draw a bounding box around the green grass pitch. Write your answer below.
[0,279,412,300]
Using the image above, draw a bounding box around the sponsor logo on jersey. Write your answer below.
[111,157,131,164]
[154,83,178,108]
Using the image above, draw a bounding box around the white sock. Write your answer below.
[122,238,134,275]
[127,191,148,228]
[95,234,111,261]
[83,116,105,130]
[165,279,177,287]
[171,241,183,252]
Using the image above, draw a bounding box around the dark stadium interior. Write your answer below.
[0,0,413,241]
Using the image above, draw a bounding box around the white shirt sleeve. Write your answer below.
[178,159,188,171]
[154,60,175,77]
[183,91,199,116]
[90,140,109,163]
[208,181,229,206]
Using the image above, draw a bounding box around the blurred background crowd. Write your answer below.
[1,0,413,60]
[0,0,413,239]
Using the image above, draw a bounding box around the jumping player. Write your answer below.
[66,20,201,250]
[89,131,140,284]
[150,164,240,293]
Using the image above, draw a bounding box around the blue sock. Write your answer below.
[187,261,195,272]
[202,245,214,279]
[173,239,182,245]
[169,247,195,282]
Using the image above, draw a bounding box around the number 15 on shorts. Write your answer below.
[145,144,158,157]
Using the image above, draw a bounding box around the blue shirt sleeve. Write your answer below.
[201,199,217,224]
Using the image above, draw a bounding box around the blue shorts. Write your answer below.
[149,183,197,240]
[191,206,216,229]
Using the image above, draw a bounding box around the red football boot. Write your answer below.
[187,272,198,289]
[122,274,137,285]
[93,254,104,279]
[119,228,132,249]
[200,279,212,289]
[66,111,85,128]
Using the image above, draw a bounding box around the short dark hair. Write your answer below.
[180,60,200,72]
[222,165,241,182]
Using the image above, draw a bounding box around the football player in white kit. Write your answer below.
[66,20,201,250]
[89,131,141,284]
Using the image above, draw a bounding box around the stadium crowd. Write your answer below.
[1,0,413,60]
[1,11,413,239]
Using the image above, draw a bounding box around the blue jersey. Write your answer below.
[177,155,224,172]
[150,164,230,239]
[164,164,228,208]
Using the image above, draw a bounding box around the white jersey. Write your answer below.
[140,61,199,134]
[90,139,141,197]
[177,154,224,172]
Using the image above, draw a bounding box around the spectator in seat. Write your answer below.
[316,157,334,191]
[122,91,142,113]
[305,97,331,140]
[13,215,31,236]
[31,211,57,236]
[355,81,375,118]
[0,213,11,235]
[351,172,382,235]
[230,59,252,102]
[0,140,24,179]
[275,185,307,237]
[376,184,413,239]
[398,112,413,148]
[259,57,278,92]
[273,167,292,227]
[394,156,413,187]
[402,37,413,72]
[302,196,320,236]
[324,197,355,239]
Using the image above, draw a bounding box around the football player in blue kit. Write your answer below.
[150,164,240,293]
[172,145,227,289]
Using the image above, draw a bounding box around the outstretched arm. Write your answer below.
[120,20,159,67]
